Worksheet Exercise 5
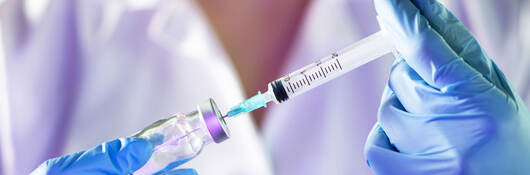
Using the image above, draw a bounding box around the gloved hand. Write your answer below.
[364,0,530,174]
[30,137,197,175]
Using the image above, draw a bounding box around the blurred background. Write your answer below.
[0,0,529,174]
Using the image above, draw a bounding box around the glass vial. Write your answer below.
[133,98,230,174]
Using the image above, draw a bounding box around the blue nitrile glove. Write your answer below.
[30,137,197,175]
[364,0,530,174]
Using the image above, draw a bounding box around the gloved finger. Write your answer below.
[364,123,460,175]
[164,168,198,175]
[374,0,486,89]
[149,158,194,175]
[389,57,495,114]
[34,137,153,174]
[378,82,495,154]
[364,123,396,155]
[375,86,434,154]
[410,0,509,93]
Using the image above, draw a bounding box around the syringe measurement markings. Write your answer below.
[288,61,342,94]
[292,61,341,93]
[331,52,339,58]
[304,74,311,86]
[335,59,343,70]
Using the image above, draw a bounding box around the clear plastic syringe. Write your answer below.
[225,30,395,118]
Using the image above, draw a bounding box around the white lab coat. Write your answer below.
[0,0,272,174]
[263,0,530,175]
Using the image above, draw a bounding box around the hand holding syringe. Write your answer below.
[224,30,395,118]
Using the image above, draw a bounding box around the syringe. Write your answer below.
[224,30,395,118]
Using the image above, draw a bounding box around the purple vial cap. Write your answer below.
[198,98,230,143]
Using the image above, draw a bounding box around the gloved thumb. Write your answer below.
[31,137,153,175]
[374,0,487,90]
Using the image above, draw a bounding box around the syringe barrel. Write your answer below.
[270,30,394,103]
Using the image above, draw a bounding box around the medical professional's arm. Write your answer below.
[30,137,197,175]
[364,0,530,174]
